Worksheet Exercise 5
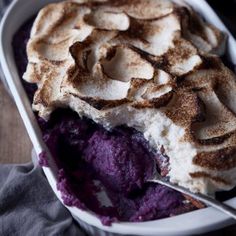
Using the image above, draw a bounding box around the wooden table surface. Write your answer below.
[0,0,236,235]
[0,80,32,163]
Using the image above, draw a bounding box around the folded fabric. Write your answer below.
[0,158,86,236]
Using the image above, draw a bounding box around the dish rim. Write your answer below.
[1,0,236,235]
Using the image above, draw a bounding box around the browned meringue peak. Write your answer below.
[34,71,64,108]
[182,57,236,115]
[100,45,154,82]
[70,0,174,21]
[193,87,236,141]
[69,30,118,72]
[24,1,93,84]
[112,0,174,20]
[117,70,174,109]
[30,2,92,42]
[84,8,130,31]
[113,13,181,57]
[179,59,236,143]
[65,71,131,102]
[181,7,226,56]
[70,0,107,2]
[69,36,171,107]
[163,38,202,76]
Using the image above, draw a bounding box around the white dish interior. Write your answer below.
[1,0,236,235]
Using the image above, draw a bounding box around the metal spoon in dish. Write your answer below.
[148,172,236,220]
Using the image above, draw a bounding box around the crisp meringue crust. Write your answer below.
[23,0,236,194]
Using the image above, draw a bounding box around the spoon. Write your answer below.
[148,172,236,220]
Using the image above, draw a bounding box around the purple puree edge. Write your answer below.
[14,18,236,226]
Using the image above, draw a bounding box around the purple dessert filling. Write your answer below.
[38,151,49,167]
[12,18,225,225]
[39,109,189,224]
[83,128,155,195]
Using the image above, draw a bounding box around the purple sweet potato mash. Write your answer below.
[12,19,210,225]
[38,151,49,167]
[39,109,190,224]
[83,128,155,195]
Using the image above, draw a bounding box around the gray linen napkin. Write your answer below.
[0,159,86,236]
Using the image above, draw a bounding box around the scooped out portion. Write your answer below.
[82,128,155,195]
[38,109,197,225]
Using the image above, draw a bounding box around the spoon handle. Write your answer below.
[150,178,236,220]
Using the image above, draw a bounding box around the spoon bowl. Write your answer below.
[148,172,236,220]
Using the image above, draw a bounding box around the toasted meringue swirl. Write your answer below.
[24,0,236,195]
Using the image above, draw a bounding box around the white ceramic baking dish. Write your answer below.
[1,0,236,235]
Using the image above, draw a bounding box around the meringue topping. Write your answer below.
[23,0,236,195]
[100,45,154,82]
